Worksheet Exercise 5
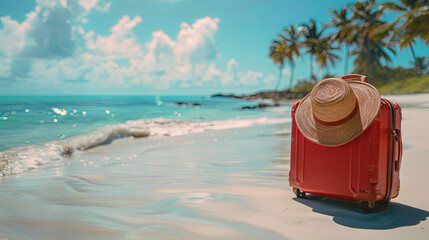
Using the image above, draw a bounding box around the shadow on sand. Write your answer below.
[294,195,429,229]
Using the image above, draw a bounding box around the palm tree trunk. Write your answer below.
[289,66,295,90]
[410,45,421,77]
[345,44,349,74]
[309,56,313,81]
[410,44,417,60]
[275,67,283,90]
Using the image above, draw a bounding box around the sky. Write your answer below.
[0,0,427,95]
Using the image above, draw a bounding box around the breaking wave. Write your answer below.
[0,117,289,176]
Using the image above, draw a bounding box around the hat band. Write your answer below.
[313,100,359,126]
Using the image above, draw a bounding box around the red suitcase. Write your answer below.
[289,75,403,212]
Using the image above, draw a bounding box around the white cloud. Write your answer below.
[176,63,191,75]
[110,16,223,88]
[87,15,144,60]
[79,0,111,13]
[0,59,11,77]
[142,30,176,69]
[30,57,86,86]
[112,15,142,32]
[282,67,291,79]
[79,0,100,11]
[0,0,116,87]
[203,63,222,81]
[175,17,220,63]
[0,11,36,57]
[0,0,99,61]
[0,0,111,59]
[20,6,78,59]
[221,58,239,85]
[263,74,277,86]
[239,70,263,85]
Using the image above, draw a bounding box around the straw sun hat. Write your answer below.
[295,77,381,146]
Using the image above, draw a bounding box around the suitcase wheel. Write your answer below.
[293,187,306,199]
[362,201,376,213]
[362,201,390,213]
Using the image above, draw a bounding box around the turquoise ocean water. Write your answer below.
[0,95,290,176]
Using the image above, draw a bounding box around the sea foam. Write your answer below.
[0,117,289,176]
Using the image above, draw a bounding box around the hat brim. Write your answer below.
[295,81,381,147]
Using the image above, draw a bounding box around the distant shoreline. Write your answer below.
[212,89,309,105]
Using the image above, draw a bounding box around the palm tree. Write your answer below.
[382,0,429,46]
[381,0,429,76]
[278,25,301,89]
[411,56,429,76]
[327,8,355,74]
[314,36,340,76]
[300,19,327,81]
[351,39,396,76]
[269,40,287,90]
[404,4,429,45]
[348,0,396,81]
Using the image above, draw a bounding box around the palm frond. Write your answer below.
[381,2,407,11]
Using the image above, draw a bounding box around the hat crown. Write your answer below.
[294,76,381,146]
[310,78,357,123]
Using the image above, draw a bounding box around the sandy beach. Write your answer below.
[0,94,428,240]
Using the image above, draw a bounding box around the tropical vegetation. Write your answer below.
[378,75,429,94]
[269,0,429,94]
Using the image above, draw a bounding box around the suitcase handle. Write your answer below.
[340,74,368,83]
[395,129,402,171]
